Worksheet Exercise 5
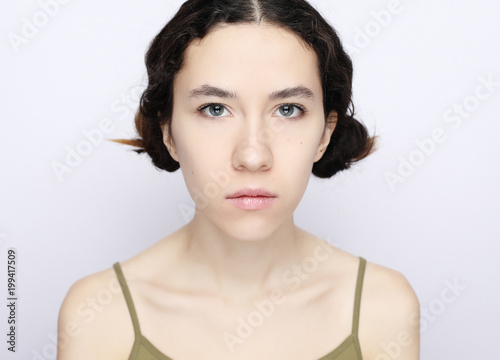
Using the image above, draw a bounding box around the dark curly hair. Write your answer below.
[117,0,376,178]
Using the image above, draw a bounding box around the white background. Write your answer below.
[1,0,499,359]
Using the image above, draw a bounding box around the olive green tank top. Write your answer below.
[113,257,366,360]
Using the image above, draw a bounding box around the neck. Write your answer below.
[181,213,306,304]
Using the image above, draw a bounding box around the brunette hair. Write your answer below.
[119,0,376,178]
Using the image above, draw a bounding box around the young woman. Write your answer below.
[58,1,419,359]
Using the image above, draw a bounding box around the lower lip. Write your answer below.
[226,196,277,210]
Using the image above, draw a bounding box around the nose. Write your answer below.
[231,118,273,172]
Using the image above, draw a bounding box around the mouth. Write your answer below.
[227,188,276,198]
[226,188,277,210]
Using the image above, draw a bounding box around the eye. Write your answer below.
[275,104,306,118]
[198,103,231,118]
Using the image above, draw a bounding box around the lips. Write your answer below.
[226,188,277,210]
[227,188,276,198]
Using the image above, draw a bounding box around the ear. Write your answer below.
[161,122,179,162]
[314,111,337,162]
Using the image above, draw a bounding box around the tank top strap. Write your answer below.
[351,257,367,335]
[113,262,142,339]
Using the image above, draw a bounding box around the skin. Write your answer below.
[58,24,420,360]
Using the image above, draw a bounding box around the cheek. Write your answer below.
[273,126,324,196]
[277,121,325,166]
[171,121,230,196]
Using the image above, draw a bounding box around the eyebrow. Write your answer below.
[188,85,315,101]
[269,86,315,101]
[188,85,237,99]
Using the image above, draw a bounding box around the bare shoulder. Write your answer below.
[363,260,419,306]
[299,234,419,359]
[360,260,420,360]
[57,266,133,360]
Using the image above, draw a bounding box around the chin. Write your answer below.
[218,213,291,243]
[192,198,296,242]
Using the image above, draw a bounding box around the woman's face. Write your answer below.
[164,23,335,241]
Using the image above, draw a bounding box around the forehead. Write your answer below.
[175,23,321,96]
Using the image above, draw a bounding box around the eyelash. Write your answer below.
[196,103,307,120]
